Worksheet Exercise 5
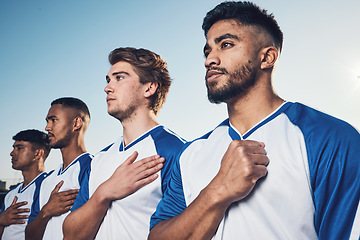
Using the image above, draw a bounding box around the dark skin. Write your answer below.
[0,196,29,236]
[25,181,79,240]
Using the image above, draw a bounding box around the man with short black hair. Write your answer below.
[149,2,360,239]
[0,129,50,240]
[26,97,93,240]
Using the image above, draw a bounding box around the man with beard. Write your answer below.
[149,1,360,240]
[25,97,93,240]
[0,130,50,240]
[62,47,186,240]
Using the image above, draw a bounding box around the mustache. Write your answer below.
[207,66,229,75]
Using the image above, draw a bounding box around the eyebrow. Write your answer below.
[13,143,24,148]
[214,33,240,44]
[46,115,56,121]
[204,33,240,54]
[106,71,130,80]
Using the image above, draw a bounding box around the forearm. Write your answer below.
[25,211,51,240]
[0,225,4,238]
[63,189,110,240]
[149,187,229,240]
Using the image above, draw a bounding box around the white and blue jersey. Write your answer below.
[151,102,360,240]
[1,172,48,240]
[72,125,186,240]
[28,153,92,240]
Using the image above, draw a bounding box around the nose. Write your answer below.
[205,50,220,69]
[45,122,51,132]
[10,149,15,157]
[104,81,114,94]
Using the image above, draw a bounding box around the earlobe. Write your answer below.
[144,82,159,98]
[260,47,278,70]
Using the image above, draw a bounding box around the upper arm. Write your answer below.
[309,124,360,239]
[71,166,90,211]
[150,156,187,229]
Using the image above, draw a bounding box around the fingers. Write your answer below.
[11,196,18,205]
[52,180,64,194]
[123,151,139,165]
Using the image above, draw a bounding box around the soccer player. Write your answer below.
[62,47,186,240]
[25,97,93,240]
[0,129,50,240]
[149,1,360,239]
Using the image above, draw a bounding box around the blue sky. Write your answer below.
[1,0,360,188]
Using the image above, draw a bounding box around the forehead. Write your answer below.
[107,61,138,77]
[46,104,74,119]
[206,19,251,43]
[13,140,32,148]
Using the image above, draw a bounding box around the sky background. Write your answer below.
[1,0,360,188]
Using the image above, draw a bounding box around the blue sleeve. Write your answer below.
[150,152,187,229]
[71,163,90,211]
[28,171,52,223]
[288,103,360,239]
[311,123,360,239]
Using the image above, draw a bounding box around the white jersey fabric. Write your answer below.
[1,172,48,240]
[151,102,360,240]
[28,153,92,240]
[72,125,186,240]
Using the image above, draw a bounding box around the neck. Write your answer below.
[227,77,284,135]
[121,109,159,147]
[22,163,45,188]
[60,135,87,169]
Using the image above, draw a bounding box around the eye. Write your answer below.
[204,50,210,58]
[220,42,234,49]
[116,75,124,81]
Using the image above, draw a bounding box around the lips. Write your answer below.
[206,70,224,82]
[106,97,116,103]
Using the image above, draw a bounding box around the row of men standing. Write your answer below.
[1,1,360,239]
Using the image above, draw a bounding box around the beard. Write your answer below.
[50,130,72,149]
[206,63,257,104]
[108,103,138,122]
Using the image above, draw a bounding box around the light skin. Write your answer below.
[62,61,165,240]
[148,19,282,239]
[25,105,88,240]
[0,140,45,237]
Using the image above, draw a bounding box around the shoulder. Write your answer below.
[151,126,187,154]
[283,102,359,141]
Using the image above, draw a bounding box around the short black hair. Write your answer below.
[51,97,90,121]
[202,1,283,51]
[13,129,51,159]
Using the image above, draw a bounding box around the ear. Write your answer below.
[73,116,83,131]
[34,149,44,160]
[144,82,159,98]
[260,46,278,70]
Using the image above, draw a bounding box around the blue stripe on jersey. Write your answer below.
[71,166,91,212]
[150,134,210,229]
[283,102,360,239]
[26,170,53,223]
[148,126,186,194]
[101,143,114,152]
[66,154,93,212]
